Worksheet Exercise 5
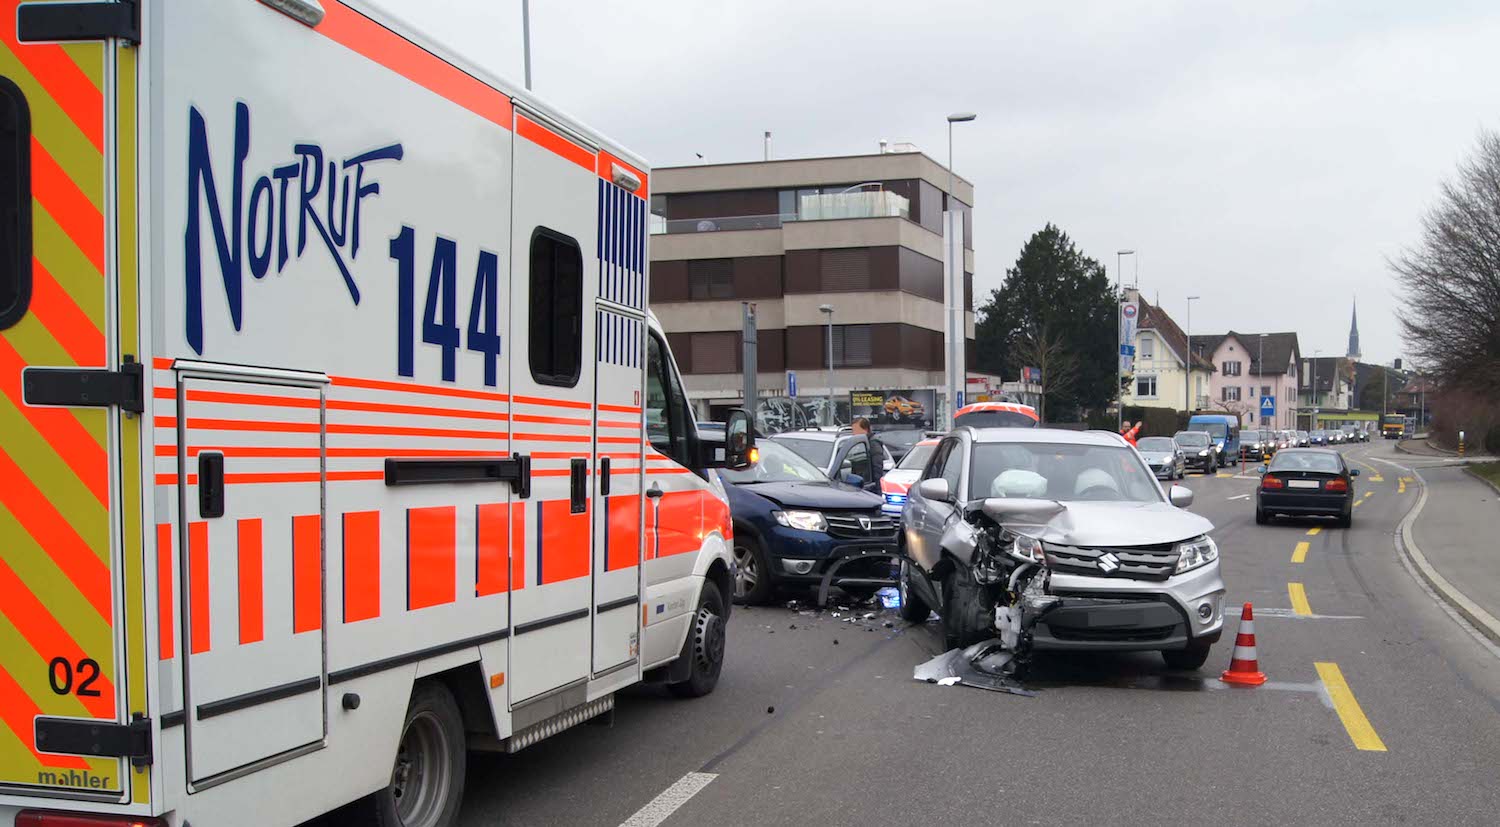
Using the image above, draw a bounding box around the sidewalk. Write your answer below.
[1408,464,1500,637]
[1398,435,1493,460]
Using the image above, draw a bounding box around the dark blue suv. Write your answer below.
[718,439,897,605]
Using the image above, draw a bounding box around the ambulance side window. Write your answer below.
[528,228,583,386]
[646,333,691,467]
[0,78,30,332]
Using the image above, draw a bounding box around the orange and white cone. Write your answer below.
[1220,602,1268,686]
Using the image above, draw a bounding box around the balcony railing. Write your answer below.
[650,190,911,235]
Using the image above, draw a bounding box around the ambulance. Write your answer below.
[0,1,753,824]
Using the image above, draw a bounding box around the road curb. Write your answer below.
[1395,465,1500,647]
[1463,465,1500,500]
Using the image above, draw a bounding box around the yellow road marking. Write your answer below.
[1292,541,1310,563]
[1315,662,1388,752]
[1352,500,1362,509]
[1289,582,1312,616]
[1216,472,1233,479]
[1306,526,1322,536]
[1363,491,1373,500]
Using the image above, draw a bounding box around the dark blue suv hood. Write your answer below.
[728,479,882,510]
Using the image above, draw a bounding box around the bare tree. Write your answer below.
[1393,130,1500,396]
[1012,322,1078,421]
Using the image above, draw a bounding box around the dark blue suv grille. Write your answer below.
[824,512,897,539]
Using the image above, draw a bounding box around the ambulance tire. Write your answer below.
[668,584,727,698]
[354,682,467,827]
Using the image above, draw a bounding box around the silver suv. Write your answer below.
[899,427,1226,670]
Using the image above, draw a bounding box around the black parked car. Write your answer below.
[718,440,897,605]
[1255,448,1358,527]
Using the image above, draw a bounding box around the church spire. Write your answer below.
[1346,297,1361,360]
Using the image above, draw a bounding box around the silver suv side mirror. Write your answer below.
[916,478,951,503]
[1169,485,1194,509]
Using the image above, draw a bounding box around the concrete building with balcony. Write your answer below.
[647,151,976,420]
[1120,291,1215,412]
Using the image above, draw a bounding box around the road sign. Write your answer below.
[787,370,797,398]
[1119,344,1136,356]
[1260,395,1276,418]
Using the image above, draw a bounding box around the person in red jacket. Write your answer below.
[1120,420,1142,446]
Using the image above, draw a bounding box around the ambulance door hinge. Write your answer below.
[22,358,144,413]
[34,714,153,766]
[17,0,140,44]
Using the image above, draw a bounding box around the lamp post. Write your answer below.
[1257,333,1267,427]
[945,113,976,427]
[1185,295,1200,411]
[1311,349,1322,430]
[820,304,835,426]
[1115,250,1135,430]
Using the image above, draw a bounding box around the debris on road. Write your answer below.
[913,639,1038,697]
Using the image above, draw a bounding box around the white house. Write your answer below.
[1121,292,1216,412]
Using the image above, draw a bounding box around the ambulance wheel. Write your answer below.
[357,682,467,827]
[669,584,727,698]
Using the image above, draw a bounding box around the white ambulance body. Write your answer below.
[0,1,743,824]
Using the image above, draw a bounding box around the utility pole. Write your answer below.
[1115,250,1135,431]
[1185,295,1199,412]
[820,304,835,426]
[521,0,532,90]
[742,303,757,423]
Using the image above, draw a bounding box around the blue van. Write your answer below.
[1186,414,1242,467]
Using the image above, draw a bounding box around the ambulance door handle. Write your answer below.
[569,458,588,514]
[198,452,225,519]
[599,458,611,496]
[646,483,663,499]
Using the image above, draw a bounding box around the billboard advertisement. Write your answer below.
[1120,298,1139,375]
[850,388,937,431]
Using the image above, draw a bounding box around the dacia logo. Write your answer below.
[1097,552,1121,573]
[858,516,872,531]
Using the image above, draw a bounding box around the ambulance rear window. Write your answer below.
[0,78,30,331]
[529,228,583,386]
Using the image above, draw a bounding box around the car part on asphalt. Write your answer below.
[912,639,1038,696]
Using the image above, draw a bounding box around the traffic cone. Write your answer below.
[1220,603,1268,686]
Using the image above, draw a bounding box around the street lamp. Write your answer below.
[820,304,835,426]
[1115,250,1135,430]
[1257,333,1267,427]
[1185,295,1200,411]
[945,112,976,427]
[1311,349,1322,431]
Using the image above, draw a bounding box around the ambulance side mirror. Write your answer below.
[722,409,755,470]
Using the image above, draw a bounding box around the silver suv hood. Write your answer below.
[979,499,1213,547]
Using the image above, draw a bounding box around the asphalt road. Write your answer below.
[435,439,1500,825]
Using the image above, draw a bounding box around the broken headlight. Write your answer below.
[1174,535,1218,574]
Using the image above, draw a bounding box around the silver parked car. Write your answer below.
[898,428,1226,670]
[1136,436,1186,480]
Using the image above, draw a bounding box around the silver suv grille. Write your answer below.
[1044,543,1180,581]
[824,512,897,539]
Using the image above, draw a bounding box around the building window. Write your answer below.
[688,331,738,374]
[688,258,733,299]
[1223,386,1242,402]
[1139,336,1154,360]
[528,228,583,387]
[1135,375,1157,398]
[1260,385,1271,398]
[1223,361,1242,377]
[0,78,30,332]
[831,324,872,367]
[820,248,871,291]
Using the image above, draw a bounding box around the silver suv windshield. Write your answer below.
[968,442,1162,503]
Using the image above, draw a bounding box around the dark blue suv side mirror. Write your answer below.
[843,473,864,487]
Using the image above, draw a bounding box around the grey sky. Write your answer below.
[373,0,1500,366]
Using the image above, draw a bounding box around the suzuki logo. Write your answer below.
[1097,552,1121,573]
[858,517,872,531]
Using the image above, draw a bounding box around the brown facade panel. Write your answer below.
[757,328,786,373]
[898,247,943,302]
[777,323,943,373]
[734,255,784,299]
[651,259,689,303]
[785,246,901,294]
[664,188,779,221]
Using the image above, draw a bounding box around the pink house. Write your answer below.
[1189,332,1302,430]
